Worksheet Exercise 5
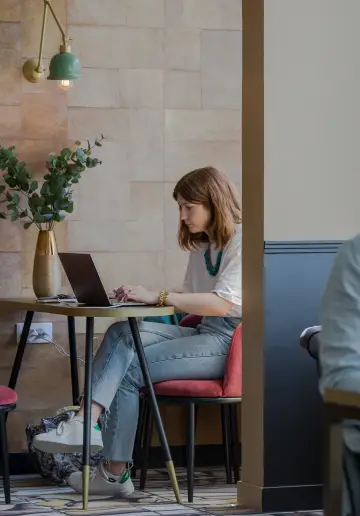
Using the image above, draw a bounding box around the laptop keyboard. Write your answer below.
[110,300,146,306]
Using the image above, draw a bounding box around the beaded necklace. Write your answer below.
[204,247,222,277]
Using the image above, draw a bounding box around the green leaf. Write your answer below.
[65,201,74,213]
[19,209,28,218]
[6,191,12,202]
[17,167,27,185]
[24,221,32,229]
[95,141,102,147]
[53,213,65,222]
[29,194,45,209]
[75,140,81,146]
[0,185,5,194]
[41,213,54,221]
[10,209,19,221]
[6,177,17,188]
[61,148,72,161]
[0,212,6,219]
[40,182,50,196]
[76,148,85,159]
[29,180,38,192]
[34,212,45,223]
[12,192,20,204]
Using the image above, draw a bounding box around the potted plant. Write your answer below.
[0,137,104,298]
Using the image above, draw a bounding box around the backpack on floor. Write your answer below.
[26,406,103,484]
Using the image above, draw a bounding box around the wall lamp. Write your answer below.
[22,0,81,91]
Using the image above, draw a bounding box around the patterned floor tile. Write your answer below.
[0,468,323,516]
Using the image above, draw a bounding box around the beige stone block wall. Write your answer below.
[0,0,242,452]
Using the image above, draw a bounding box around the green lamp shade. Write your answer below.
[47,51,82,81]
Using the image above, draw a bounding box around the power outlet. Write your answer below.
[16,322,53,344]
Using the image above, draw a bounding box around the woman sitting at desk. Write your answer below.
[33,166,242,497]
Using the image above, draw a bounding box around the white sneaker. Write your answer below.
[68,462,135,497]
[33,415,104,454]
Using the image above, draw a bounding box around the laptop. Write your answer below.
[58,253,146,308]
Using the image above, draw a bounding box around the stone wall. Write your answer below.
[0,0,242,452]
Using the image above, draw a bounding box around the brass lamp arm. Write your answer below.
[36,0,68,72]
[46,0,67,43]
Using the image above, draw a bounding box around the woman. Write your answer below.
[33,166,242,497]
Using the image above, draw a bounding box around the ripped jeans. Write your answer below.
[91,316,238,462]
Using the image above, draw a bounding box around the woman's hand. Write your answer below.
[114,285,160,305]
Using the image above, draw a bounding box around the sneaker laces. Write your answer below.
[56,420,68,436]
[99,462,129,483]
[55,414,78,436]
[89,468,98,482]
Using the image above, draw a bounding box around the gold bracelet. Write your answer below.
[158,291,169,307]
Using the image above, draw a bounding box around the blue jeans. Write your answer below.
[91,316,238,461]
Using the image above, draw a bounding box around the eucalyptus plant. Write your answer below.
[0,136,103,230]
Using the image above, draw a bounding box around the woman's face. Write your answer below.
[177,195,211,234]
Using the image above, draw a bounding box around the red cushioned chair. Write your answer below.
[0,386,17,504]
[138,315,242,502]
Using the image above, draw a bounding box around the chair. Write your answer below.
[299,326,360,515]
[0,386,17,504]
[138,315,242,502]
[299,325,321,364]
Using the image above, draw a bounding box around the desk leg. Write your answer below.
[128,317,181,504]
[323,411,343,516]
[82,317,94,510]
[9,311,34,390]
[67,316,80,405]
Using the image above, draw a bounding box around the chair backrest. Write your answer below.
[299,325,321,377]
[179,316,242,397]
[300,326,321,360]
[223,323,242,397]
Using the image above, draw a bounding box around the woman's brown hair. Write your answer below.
[173,166,241,251]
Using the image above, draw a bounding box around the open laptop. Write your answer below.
[58,253,146,308]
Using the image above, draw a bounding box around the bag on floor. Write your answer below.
[26,406,103,484]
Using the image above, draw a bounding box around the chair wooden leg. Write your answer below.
[140,401,154,490]
[221,405,232,484]
[0,412,11,504]
[186,403,195,503]
[229,404,240,483]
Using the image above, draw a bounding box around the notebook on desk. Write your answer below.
[58,253,146,308]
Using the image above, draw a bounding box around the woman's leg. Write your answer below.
[33,320,197,453]
[68,321,232,494]
[103,329,230,462]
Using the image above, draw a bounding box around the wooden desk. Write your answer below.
[0,298,180,509]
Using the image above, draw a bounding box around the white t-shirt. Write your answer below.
[182,224,242,318]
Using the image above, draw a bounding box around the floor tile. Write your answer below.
[0,468,323,516]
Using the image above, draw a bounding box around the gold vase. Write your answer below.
[32,230,61,299]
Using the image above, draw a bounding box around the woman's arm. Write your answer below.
[166,292,232,317]
[114,285,232,317]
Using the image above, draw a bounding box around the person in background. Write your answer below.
[33,166,242,497]
[319,234,360,515]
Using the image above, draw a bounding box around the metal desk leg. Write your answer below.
[128,317,182,504]
[8,311,34,390]
[67,316,80,405]
[82,317,94,510]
